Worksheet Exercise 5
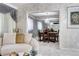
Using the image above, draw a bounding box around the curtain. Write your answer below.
[10,10,17,22]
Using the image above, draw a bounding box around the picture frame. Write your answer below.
[68,7,79,28]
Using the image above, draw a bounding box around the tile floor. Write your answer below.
[38,41,79,56]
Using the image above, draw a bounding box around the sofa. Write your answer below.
[0,33,39,56]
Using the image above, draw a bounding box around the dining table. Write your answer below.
[38,31,59,42]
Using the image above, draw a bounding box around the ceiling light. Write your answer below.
[31,12,59,16]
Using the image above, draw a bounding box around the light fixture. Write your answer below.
[44,19,49,24]
[50,22,54,25]
[31,12,59,16]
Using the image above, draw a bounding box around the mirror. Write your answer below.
[0,3,17,36]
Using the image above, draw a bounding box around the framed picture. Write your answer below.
[68,7,79,28]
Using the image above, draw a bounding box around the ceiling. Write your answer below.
[29,11,59,22]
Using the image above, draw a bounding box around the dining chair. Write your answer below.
[49,32,57,42]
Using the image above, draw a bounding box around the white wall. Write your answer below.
[17,9,27,33]
[59,4,79,49]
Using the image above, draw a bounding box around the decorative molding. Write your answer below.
[3,3,18,10]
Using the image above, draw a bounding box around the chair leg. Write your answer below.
[43,37,46,42]
[48,38,50,43]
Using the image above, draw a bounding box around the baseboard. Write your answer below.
[59,47,79,52]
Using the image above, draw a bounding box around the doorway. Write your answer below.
[27,11,60,49]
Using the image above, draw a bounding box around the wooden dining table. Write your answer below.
[38,31,59,42]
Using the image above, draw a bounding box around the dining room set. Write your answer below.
[38,28,59,43]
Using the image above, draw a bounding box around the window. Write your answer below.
[0,14,3,33]
[27,17,33,32]
[37,22,43,30]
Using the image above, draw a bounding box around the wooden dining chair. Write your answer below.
[43,30,50,42]
[49,32,57,42]
[38,31,43,41]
